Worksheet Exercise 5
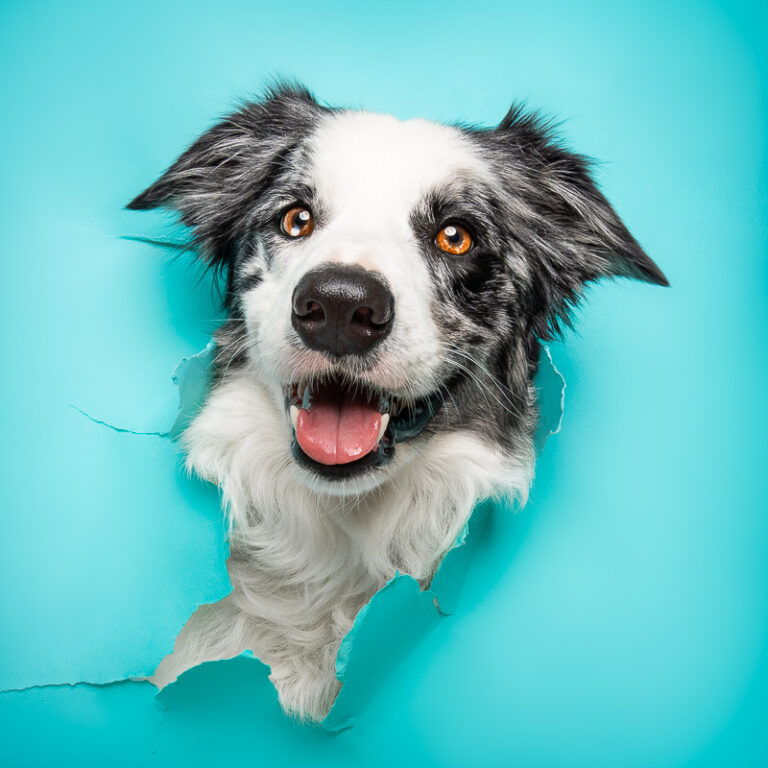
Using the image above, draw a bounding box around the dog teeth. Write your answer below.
[290,405,299,431]
[377,413,390,441]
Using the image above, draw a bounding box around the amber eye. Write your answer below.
[281,206,314,238]
[435,223,473,255]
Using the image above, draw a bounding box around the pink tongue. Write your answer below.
[296,390,382,466]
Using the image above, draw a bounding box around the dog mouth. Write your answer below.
[283,377,442,480]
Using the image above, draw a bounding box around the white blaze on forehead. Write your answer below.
[310,111,488,234]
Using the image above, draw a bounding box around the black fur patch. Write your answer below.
[127,83,329,296]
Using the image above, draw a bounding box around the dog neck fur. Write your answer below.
[152,364,533,720]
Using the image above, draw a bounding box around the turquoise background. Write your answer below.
[1,0,767,765]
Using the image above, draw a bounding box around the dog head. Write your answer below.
[129,85,666,495]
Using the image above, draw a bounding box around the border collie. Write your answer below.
[128,85,667,721]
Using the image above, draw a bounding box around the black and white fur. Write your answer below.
[128,85,667,721]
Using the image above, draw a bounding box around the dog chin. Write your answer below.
[290,457,395,497]
[289,434,428,497]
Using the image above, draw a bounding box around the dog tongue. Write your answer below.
[296,384,382,465]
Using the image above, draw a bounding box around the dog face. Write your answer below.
[129,85,666,495]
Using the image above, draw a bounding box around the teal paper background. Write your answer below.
[1,0,766,765]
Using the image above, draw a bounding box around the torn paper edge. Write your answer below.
[320,347,566,730]
[1,344,227,695]
[13,341,564,735]
[150,344,565,731]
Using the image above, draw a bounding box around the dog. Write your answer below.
[127,84,667,721]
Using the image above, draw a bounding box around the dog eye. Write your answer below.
[435,223,472,255]
[281,206,314,238]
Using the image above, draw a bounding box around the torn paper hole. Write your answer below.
[149,343,565,732]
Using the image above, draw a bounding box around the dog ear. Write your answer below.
[489,105,668,339]
[127,84,323,273]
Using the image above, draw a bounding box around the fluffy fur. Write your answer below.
[128,84,666,721]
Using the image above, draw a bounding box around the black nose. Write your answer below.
[291,265,395,356]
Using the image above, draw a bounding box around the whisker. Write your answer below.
[443,344,525,422]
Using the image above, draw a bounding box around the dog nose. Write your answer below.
[291,265,394,356]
